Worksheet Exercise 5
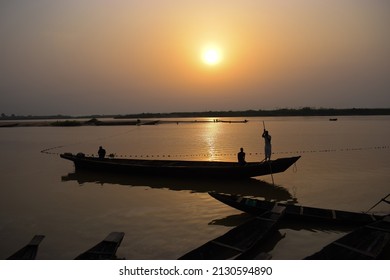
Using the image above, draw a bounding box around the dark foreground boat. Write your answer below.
[7,235,45,260]
[60,153,300,179]
[178,205,286,260]
[209,192,386,225]
[305,215,390,259]
[74,232,125,260]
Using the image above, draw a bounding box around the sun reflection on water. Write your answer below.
[202,121,226,161]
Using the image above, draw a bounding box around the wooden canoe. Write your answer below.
[7,235,45,260]
[209,192,386,225]
[178,205,285,260]
[74,232,125,260]
[60,153,300,179]
[305,215,390,259]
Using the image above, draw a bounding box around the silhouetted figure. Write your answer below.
[262,129,272,161]
[98,146,106,159]
[237,147,246,165]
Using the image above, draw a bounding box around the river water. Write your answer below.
[0,116,389,259]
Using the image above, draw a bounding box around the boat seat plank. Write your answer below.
[332,241,376,259]
[104,232,125,243]
[331,210,336,220]
[210,241,244,252]
[366,224,390,233]
[271,205,286,215]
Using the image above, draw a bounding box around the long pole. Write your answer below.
[365,193,390,213]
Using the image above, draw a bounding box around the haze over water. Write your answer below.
[0,116,389,259]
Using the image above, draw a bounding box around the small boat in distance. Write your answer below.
[60,153,300,179]
[217,119,248,123]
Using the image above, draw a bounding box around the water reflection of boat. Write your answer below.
[60,153,300,179]
[178,205,286,260]
[61,170,294,201]
[209,192,386,225]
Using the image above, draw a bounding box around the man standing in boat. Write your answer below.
[262,129,272,161]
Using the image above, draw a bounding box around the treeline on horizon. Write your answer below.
[1,107,390,120]
[116,107,390,119]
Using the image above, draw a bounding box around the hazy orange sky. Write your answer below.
[1,0,389,115]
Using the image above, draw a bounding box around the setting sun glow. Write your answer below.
[202,48,222,66]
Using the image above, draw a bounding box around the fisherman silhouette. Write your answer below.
[262,129,272,161]
[237,147,246,165]
[98,146,106,159]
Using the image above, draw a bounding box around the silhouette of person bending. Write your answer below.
[98,146,106,159]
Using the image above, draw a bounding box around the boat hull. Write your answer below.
[209,192,385,225]
[178,205,285,260]
[305,216,390,259]
[60,153,300,179]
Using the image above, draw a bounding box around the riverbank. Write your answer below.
[1,108,390,123]
[0,118,249,127]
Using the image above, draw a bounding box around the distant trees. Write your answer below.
[1,108,390,120]
[115,108,390,119]
[1,113,16,119]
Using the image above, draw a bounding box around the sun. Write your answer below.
[202,47,222,66]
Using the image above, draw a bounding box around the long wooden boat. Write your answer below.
[7,235,45,260]
[74,232,125,260]
[305,215,390,259]
[217,119,248,123]
[60,153,300,179]
[178,205,285,260]
[209,192,386,225]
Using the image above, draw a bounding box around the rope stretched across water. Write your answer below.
[41,144,390,158]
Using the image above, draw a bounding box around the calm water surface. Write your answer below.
[0,116,389,259]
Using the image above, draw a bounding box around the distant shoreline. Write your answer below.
[1,108,390,127]
[114,108,390,119]
[1,107,390,122]
[0,118,249,128]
